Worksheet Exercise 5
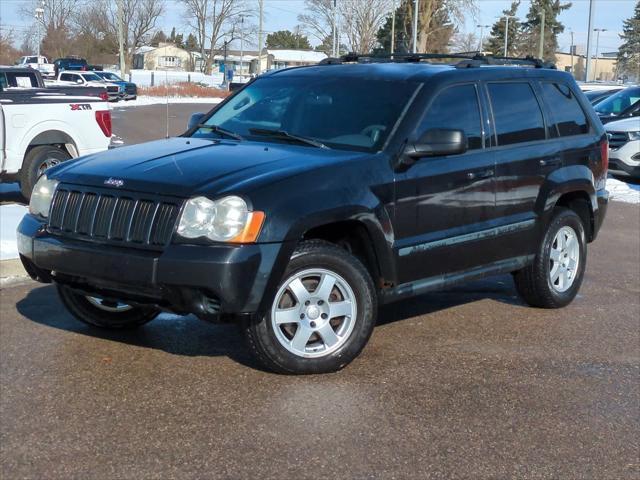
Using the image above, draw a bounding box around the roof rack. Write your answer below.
[319,53,556,69]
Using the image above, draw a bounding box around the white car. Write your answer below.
[16,55,56,79]
[55,71,121,101]
[605,117,640,180]
[0,83,112,198]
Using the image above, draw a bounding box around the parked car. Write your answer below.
[0,69,112,198]
[594,86,640,124]
[52,57,102,77]
[1,66,109,100]
[584,88,623,105]
[18,55,609,374]
[94,71,137,100]
[55,71,121,101]
[16,55,55,79]
[605,117,640,180]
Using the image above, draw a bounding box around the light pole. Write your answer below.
[585,0,595,82]
[332,0,337,57]
[34,5,44,57]
[412,0,419,53]
[502,15,516,57]
[569,29,574,75]
[390,0,396,55]
[239,15,244,78]
[476,24,489,53]
[593,28,607,81]
[257,0,264,74]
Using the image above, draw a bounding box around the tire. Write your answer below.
[20,146,71,199]
[243,240,377,374]
[57,284,160,329]
[514,208,587,308]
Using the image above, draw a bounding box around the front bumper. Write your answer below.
[609,140,640,179]
[18,214,284,319]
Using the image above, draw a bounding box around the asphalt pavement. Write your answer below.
[1,103,638,479]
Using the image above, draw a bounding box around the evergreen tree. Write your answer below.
[169,27,176,44]
[486,1,521,56]
[266,30,311,49]
[617,0,640,81]
[183,33,199,51]
[520,0,571,61]
[150,30,166,47]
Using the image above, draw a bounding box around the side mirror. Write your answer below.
[404,128,467,160]
[76,79,83,84]
[188,112,206,130]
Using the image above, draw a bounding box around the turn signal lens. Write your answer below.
[229,211,265,244]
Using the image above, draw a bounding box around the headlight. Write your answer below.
[628,131,640,141]
[29,176,59,218]
[177,195,265,243]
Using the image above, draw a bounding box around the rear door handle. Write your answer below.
[540,157,562,167]
[467,169,494,180]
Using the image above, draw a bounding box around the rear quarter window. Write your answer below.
[540,83,589,137]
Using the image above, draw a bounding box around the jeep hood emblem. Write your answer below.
[104,177,124,187]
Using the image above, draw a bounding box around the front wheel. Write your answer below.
[243,240,377,374]
[513,208,587,308]
[57,284,160,329]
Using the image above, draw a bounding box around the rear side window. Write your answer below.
[419,84,483,150]
[540,83,589,136]
[488,82,546,145]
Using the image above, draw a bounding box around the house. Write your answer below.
[212,49,327,77]
[133,43,198,71]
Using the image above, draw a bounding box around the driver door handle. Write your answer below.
[467,169,494,180]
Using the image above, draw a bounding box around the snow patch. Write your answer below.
[1,205,28,261]
[112,96,225,108]
[606,177,640,204]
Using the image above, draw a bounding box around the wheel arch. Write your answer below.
[25,130,78,159]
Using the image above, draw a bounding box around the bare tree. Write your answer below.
[340,0,392,53]
[19,0,80,31]
[0,28,21,64]
[181,0,253,74]
[451,32,478,53]
[298,0,334,45]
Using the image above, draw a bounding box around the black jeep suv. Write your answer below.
[18,54,609,374]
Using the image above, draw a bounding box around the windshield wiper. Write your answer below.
[194,124,243,141]
[249,128,328,149]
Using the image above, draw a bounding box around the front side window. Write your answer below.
[540,83,589,137]
[419,84,483,150]
[81,73,102,82]
[60,73,74,82]
[488,82,546,145]
[192,76,419,152]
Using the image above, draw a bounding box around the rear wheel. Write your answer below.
[20,146,71,199]
[514,208,587,308]
[57,284,160,329]
[243,240,377,374]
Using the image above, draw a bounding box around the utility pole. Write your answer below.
[502,15,516,57]
[412,0,419,53]
[117,0,125,75]
[257,0,264,74]
[538,8,545,59]
[585,0,595,82]
[476,24,489,53]
[593,28,607,81]
[239,15,244,78]
[569,30,574,75]
[35,5,44,58]
[390,0,396,55]
[332,0,337,57]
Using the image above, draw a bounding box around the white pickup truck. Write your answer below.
[1,69,112,198]
[17,56,56,80]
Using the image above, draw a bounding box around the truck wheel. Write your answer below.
[513,208,587,308]
[243,240,377,374]
[20,146,71,199]
[56,284,160,329]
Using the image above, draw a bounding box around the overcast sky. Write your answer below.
[0,0,635,53]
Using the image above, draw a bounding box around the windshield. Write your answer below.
[595,87,640,115]
[100,72,122,81]
[82,73,102,82]
[191,76,419,152]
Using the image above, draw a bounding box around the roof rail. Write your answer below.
[318,53,556,69]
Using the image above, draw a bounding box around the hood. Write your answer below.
[49,137,367,197]
[604,117,640,132]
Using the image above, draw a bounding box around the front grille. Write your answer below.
[48,187,181,249]
[107,86,119,93]
[125,85,136,94]
[607,131,628,150]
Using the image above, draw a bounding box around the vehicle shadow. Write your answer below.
[0,182,26,205]
[16,275,523,367]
